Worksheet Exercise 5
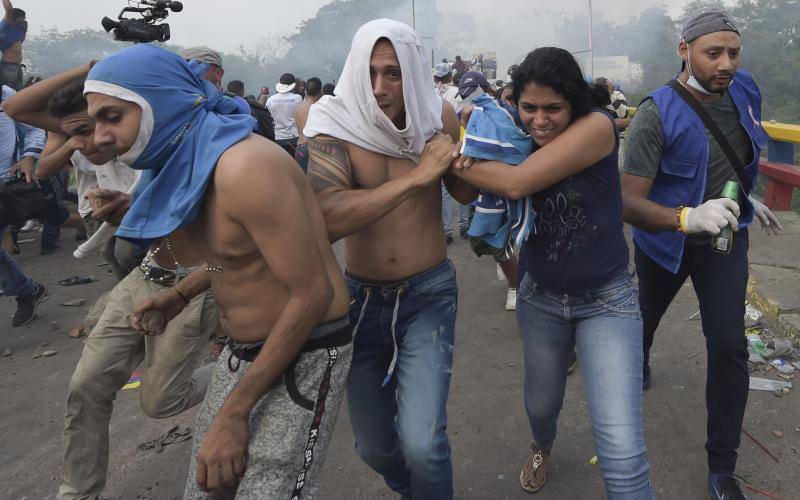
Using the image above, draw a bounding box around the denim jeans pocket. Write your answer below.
[593,283,640,316]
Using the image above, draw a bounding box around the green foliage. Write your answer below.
[556,0,799,124]
[23,28,275,97]
[22,0,800,126]
[24,27,126,75]
[277,0,396,82]
[275,0,440,83]
[556,7,679,90]
[22,0,442,95]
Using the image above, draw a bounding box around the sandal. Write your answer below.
[58,275,97,286]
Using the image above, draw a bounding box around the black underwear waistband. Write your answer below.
[228,316,351,363]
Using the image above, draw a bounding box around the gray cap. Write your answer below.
[682,6,739,43]
[180,46,223,68]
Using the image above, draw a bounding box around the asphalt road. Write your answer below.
[1,230,798,500]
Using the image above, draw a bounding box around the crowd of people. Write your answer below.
[0,3,787,500]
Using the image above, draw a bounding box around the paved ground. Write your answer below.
[1,224,799,500]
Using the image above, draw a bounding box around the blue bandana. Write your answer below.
[84,44,254,244]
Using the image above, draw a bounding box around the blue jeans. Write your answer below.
[517,270,654,499]
[441,184,469,235]
[294,143,309,173]
[345,260,457,500]
[0,245,35,298]
[276,137,298,158]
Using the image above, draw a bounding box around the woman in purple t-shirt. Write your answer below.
[451,47,654,499]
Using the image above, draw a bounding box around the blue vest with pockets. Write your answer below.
[633,70,769,273]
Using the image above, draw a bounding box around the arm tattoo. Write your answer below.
[307,136,353,192]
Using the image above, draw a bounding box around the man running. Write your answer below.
[83,43,352,499]
[5,62,222,500]
[305,18,475,500]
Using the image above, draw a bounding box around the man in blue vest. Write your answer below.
[621,7,782,499]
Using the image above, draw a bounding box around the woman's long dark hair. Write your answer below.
[511,47,594,123]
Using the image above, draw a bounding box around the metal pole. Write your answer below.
[412,0,416,30]
[588,0,593,79]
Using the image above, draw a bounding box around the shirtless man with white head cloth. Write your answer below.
[305,18,475,500]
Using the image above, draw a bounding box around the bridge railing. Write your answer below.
[761,122,800,211]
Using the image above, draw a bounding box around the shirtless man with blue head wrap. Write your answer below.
[82,43,352,499]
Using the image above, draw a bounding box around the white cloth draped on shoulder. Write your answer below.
[303,18,443,164]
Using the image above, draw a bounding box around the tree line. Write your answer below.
[21,0,799,124]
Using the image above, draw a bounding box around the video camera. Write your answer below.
[101,0,183,44]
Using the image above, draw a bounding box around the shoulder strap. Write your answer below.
[667,79,751,193]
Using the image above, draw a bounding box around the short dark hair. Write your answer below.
[512,47,593,122]
[590,82,611,107]
[226,80,245,95]
[280,73,295,85]
[306,77,322,97]
[11,8,25,20]
[48,77,88,119]
[322,83,335,96]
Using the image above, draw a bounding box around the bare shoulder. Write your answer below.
[215,136,299,201]
[563,111,616,156]
[306,134,353,193]
[440,100,460,142]
[584,110,616,134]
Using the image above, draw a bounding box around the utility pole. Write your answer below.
[411,0,416,30]
[588,0,594,79]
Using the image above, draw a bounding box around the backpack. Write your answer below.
[246,96,276,142]
[224,92,276,141]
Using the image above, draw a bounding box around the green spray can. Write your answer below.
[711,180,740,254]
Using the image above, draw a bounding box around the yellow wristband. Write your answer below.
[679,207,690,233]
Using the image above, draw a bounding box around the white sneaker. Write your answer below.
[505,288,517,311]
[497,262,505,282]
[20,219,40,232]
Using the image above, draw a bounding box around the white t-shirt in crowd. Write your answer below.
[266,92,303,140]
[434,83,459,110]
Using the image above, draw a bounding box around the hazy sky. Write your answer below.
[24,0,690,57]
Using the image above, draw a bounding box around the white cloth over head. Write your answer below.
[303,18,443,164]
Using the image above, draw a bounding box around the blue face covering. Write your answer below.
[84,44,255,245]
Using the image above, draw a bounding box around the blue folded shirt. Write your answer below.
[461,95,536,250]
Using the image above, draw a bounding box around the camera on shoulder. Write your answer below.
[101,0,183,44]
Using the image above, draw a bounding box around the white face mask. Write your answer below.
[685,41,732,96]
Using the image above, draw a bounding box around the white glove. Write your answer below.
[684,198,740,235]
[749,195,783,236]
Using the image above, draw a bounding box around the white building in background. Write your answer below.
[581,55,644,87]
